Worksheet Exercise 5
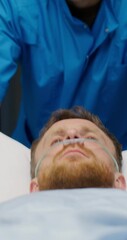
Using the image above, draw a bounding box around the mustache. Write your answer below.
[35,138,119,177]
[54,142,92,162]
[35,138,95,177]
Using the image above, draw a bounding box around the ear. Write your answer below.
[114,173,126,190]
[30,178,39,192]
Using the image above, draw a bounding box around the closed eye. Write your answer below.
[51,138,63,146]
[85,135,98,140]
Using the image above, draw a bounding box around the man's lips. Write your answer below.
[60,149,89,159]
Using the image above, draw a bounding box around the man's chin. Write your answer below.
[38,159,115,190]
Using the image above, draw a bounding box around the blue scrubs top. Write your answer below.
[0,0,127,148]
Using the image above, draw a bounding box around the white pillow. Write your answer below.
[122,150,127,185]
[0,132,30,202]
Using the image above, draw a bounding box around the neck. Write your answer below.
[66,0,101,28]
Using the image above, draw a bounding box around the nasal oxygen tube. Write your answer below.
[35,138,119,177]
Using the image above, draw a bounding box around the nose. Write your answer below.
[65,128,80,139]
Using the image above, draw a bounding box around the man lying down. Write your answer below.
[1,106,127,240]
[30,106,126,192]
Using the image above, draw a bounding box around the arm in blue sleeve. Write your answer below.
[0,0,21,101]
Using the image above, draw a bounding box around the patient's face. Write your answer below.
[35,119,116,190]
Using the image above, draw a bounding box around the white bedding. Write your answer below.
[0,132,30,202]
[0,188,127,240]
[122,150,127,184]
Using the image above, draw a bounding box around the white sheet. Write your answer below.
[122,150,127,184]
[0,188,127,240]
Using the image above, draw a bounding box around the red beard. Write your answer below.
[38,154,115,190]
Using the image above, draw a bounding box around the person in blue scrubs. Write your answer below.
[0,0,127,148]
